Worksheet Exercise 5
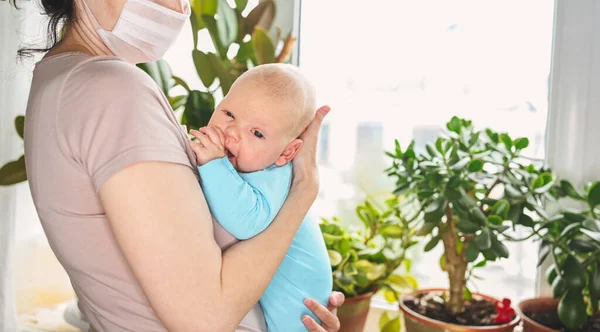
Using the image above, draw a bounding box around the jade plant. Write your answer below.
[527,181,600,329]
[385,116,552,316]
[1,0,293,185]
[320,196,419,302]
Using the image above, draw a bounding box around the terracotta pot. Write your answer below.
[399,288,521,332]
[336,291,375,332]
[517,297,559,332]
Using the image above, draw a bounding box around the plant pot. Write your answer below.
[399,288,521,332]
[336,291,376,332]
[517,297,559,332]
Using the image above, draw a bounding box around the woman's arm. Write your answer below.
[99,107,330,332]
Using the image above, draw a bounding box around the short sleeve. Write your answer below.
[56,58,196,191]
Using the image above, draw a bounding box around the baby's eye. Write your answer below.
[225,111,234,118]
[252,130,264,139]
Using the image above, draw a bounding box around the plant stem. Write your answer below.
[441,204,468,314]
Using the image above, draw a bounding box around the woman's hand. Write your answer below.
[302,292,345,332]
[292,105,331,198]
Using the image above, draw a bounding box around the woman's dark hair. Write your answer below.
[5,0,76,57]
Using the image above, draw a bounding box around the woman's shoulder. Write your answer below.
[63,55,159,95]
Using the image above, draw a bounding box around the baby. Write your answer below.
[188,63,333,332]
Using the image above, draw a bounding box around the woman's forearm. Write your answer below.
[100,162,318,332]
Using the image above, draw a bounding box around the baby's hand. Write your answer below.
[189,126,226,166]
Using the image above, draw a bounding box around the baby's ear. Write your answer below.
[275,139,303,166]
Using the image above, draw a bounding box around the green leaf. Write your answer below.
[464,287,473,300]
[244,0,275,35]
[328,250,342,266]
[456,220,481,234]
[582,228,600,244]
[190,0,218,30]
[207,52,235,95]
[192,50,216,88]
[562,255,586,290]
[417,221,437,236]
[216,0,237,51]
[183,90,215,129]
[552,276,568,299]
[137,59,172,96]
[467,159,484,172]
[424,197,446,222]
[491,199,510,219]
[383,288,398,302]
[560,180,584,200]
[450,157,470,171]
[469,207,487,226]
[0,155,27,185]
[447,116,461,133]
[558,290,587,329]
[387,274,418,293]
[474,228,492,250]
[482,249,497,261]
[487,215,503,225]
[538,242,551,267]
[380,225,403,238]
[424,235,440,252]
[590,262,600,312]
[202,15,226,58]
[15,115,24,139]
[172,75,191,92]
[190,12,200,48]
[500,133,512,150]
[589,182,600,208]
[583,219,600,232]
[546,265,558,285]
[379,312,391,331]
[466,244,480,263]
[381,317,401,332]
[234,0,247,11]
[252,27,275,64]
[237,40,256,64]
[169,95,187,111]
[491,234,509,258]
[514,137,529,150]
[568,238,596,253]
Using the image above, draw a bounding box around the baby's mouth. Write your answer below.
[226,149,235,159]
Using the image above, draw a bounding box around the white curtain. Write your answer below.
[538,0,600,296]
[1,1,44,330]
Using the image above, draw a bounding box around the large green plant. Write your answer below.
[0,0,293,186]
[386,117,551,314]
[386,116,600,328]
[320,197,419,302]
[530,182,600,329]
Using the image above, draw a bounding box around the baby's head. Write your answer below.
[208,63,316,172]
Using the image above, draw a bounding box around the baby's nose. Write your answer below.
[225,125,240,142]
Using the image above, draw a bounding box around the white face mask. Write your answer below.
[82,0,190,63]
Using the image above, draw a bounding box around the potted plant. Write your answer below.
[385,116,535,331]
[321,196,419,332]
[516,180,600,331]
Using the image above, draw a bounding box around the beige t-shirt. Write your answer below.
[24,52,267,332]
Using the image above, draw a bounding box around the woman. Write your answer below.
[14,0,344,329]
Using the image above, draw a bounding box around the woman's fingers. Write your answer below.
[304,298,341,332]
[327,292,345,312]
[299,105,330,146]
[302,315,326,332]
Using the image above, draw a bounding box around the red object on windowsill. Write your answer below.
[494,298,516,324]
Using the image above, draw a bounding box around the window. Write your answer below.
[299,0,555,303]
